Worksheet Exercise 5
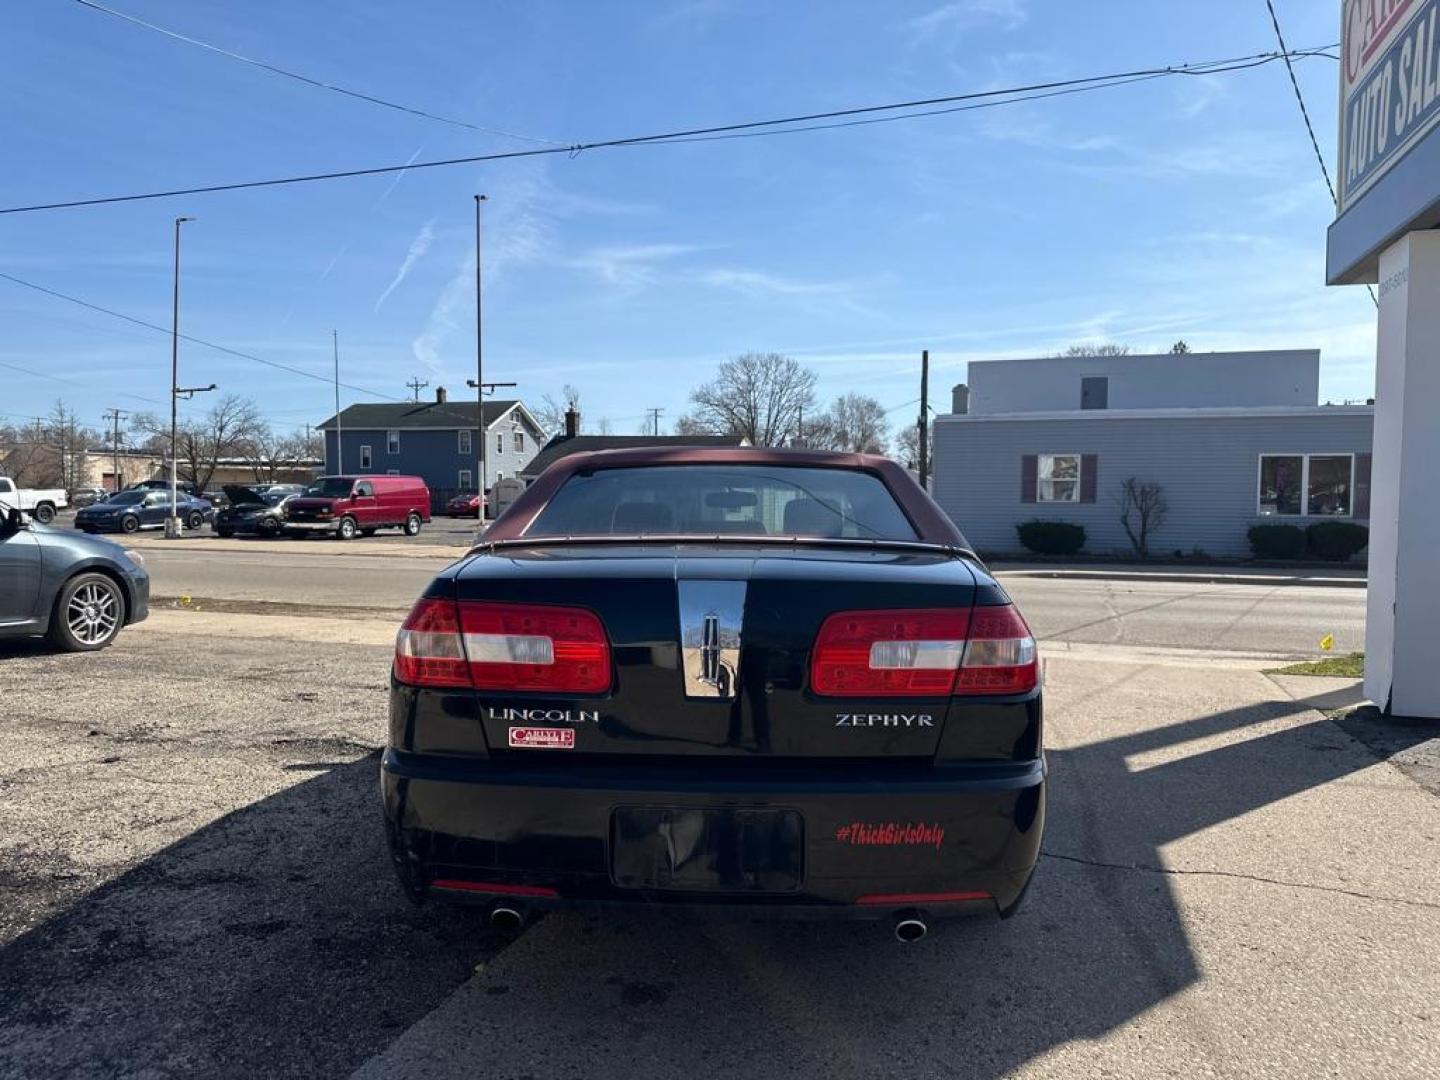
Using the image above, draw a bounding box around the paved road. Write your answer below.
[2,615,1434,1078]
[135,543,1368,658]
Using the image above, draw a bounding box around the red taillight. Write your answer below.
[394,599,612,693]
[460,602,611,693]
[810,605,1037,697]
[954,604,1038,695]
[394,597,469,687]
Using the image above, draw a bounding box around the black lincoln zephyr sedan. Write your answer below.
[383,448,1044,941]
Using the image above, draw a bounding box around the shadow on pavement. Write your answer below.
[356,697,1437,1079]
[2,698,1434,1078]
[0,753,502,1079]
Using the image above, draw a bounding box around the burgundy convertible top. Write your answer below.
[482,446,970,548]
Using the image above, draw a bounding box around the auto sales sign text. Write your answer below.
[1340,0,1440,211]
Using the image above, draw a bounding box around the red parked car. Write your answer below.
[445,491,482,518]
[284,475,432,539]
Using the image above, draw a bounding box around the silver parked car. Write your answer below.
[0,501,150,650]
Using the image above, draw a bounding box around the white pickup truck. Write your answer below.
[0,477,68,523]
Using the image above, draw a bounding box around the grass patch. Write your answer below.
[1267,652,1364,678]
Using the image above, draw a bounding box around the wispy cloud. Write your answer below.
[569,243,703,288]
[1174,75,1226,118]
[409,166,559,378]
[375,218,437,311]
[901,0,1028,47]
[698,268,850,298]
[977,110,1118,153]
[411,249,474,377]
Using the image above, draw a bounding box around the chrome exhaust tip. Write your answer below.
[489,906,524,932]
[894,914,928,943]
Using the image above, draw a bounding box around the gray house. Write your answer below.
[317,387,547,497]
[932,350,1374,558]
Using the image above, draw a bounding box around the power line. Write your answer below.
[0,271,404,401]
[0,45,1337,215]
[0,356,165,406]
[70,0,563,147]
[1261,1,1378,309]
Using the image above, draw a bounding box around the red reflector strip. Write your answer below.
[429,880,560,898]
[855,891,992,906]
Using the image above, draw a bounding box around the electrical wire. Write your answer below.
[1262,0,1378,307]
[0,356,165,406]
[70,0,565,147]
[0,272,406,402]
[0,45,1337,215]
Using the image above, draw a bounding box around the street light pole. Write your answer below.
[167,216,196,538]
[474,194,487,516]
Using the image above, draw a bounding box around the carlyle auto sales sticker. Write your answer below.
[508,727,576,749]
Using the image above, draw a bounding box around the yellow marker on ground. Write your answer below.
[1320,633,1334,652]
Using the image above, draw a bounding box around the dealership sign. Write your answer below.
[1329,0,1440,282]
[1340,0,1440,209]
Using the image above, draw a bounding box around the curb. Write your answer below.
[996,568,1366,589]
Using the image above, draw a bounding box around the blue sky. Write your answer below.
[1,0,1375,440]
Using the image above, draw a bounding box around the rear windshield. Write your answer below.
[525,465,917,540]
[304,478,354,498]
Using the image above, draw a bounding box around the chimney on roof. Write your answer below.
[564,407,580,438]
[951,384,970,415]
[435,386,448,404]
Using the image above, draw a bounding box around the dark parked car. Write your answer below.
[384,448,1044,941]
[70,487,109,509]
[129,478,203,498]
[213,484,299,537]
[446,491,482,517]
[74,489,213,534]
[0,501,149,650]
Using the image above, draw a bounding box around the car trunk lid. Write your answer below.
[450,543,981,760]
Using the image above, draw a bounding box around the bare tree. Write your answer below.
[679,352,817,446]
[808,393,889,453]
[1055,343,1131,358]
[131,395,266,492]
[672,414,711,437]
[48,400,98,495]
[894,422,933,472]
[533,384,581,437]
[0,417,61,488]
[1117,477,1168,559]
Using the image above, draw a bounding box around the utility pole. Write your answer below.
[645,407,665,436]
[917,349,930,490]
[405,376,429,402]
[333,330,342,474]
[103,409,128,491]
[474,193,487,515]
[167,215,196,538]
[796,404,804,448]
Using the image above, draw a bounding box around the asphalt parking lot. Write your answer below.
[2,604,1437,1078]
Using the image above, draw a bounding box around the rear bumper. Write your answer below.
[381,750,1045,918]
[284,521,338,533]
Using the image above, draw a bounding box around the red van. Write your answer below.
[283,475,432,540]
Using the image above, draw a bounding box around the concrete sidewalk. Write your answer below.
[992,561,1367,588]
[350,653,1438,1080]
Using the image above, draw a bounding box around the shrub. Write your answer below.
[1248,524,1305,559]
[1016,520,1086,556]
[1306,521,1369,561]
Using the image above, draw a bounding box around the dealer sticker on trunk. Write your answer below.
[508,727,575,749]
